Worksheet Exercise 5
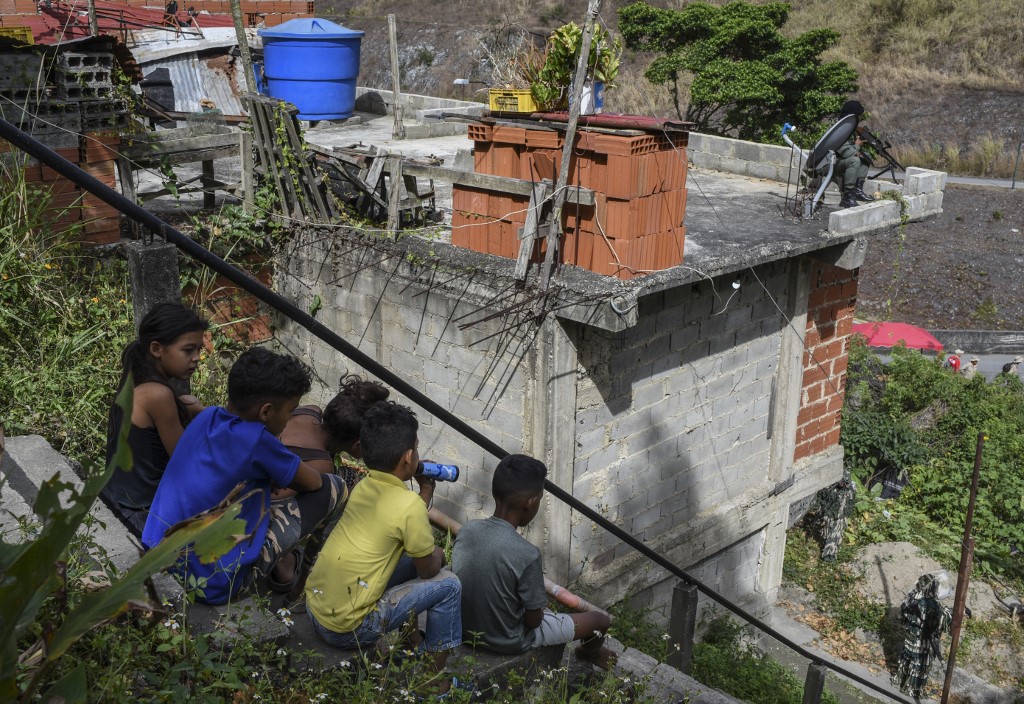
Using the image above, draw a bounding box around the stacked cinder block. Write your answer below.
[794,261,857,461]
[453,121,689,280]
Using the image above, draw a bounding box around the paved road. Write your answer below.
[872,351,1022,382]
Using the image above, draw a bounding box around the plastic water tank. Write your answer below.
[259,18,364,121]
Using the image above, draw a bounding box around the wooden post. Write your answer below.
[201,159,215,208]
[239,131,254,212]
[940,432,984,704]
[387,14,405,140]
[230,0,257,95]
[667,581,699,673]
[802,662,828,704]
[386,155,402,233]
[540,0,600,289]
[86,0,99,36]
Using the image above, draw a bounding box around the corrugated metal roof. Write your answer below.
[141,51,246,115]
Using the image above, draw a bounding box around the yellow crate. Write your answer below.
[488,89,537,114]
[0,27,34,45]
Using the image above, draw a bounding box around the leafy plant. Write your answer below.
[529,22,623,111]
[618,1,858,142]
[2,382,246,702]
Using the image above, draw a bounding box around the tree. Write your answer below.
[618,1,858,143]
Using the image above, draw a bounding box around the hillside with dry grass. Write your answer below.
[322,0,1024,176]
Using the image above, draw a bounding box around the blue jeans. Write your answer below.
[309,560,462,653]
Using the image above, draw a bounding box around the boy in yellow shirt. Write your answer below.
[306,401,464,695]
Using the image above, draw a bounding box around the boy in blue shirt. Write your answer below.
[452,454,614,668]
[142,347,347,604]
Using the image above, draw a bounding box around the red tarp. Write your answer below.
[852,322,944,352]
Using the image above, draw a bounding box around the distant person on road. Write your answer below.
[961,356,980,379]
[836,100,876,209]
[1001,355,1023,374]
[943,349,963,372]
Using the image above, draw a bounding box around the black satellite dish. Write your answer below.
[805,114,857,172]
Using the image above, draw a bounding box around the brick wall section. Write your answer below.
[568,262,789,592]
[794,261,857,462]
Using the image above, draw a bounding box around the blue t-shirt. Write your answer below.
[142,406,299,604]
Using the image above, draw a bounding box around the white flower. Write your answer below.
[339,660,351,668]
[661,633,671,640]
[277,648,287,656]
[163,619,179,630]
[372,662,383,670]
[277,608,292,618]
[282,617,294,627]
[312,588,323,595]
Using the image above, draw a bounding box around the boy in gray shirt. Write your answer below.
[451,454,613,667]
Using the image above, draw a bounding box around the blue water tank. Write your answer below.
[259,18,364,121]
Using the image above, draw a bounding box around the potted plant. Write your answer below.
[528,22,622,112]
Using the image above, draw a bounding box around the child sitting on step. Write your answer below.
[142,347,347,605]
[452,453,614,668]
[100,302,209,538]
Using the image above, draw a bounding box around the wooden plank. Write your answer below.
[245,99,289,216]
[398,163,594,206]
[124,132,241,158]
[514,181,550,281]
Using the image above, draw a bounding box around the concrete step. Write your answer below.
[604,636,742,704]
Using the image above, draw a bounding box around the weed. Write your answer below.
[993,210,1004,221]
[692,616,841,704]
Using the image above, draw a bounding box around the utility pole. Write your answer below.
[230,0,257,95]
[388,14,405,140]
[940,432,983,704]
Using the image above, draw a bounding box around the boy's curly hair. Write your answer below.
[359,401,417,472]
[228,347,311,413]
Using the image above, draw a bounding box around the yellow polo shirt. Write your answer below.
[306,470,435,633]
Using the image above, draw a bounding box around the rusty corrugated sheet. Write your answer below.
[140,51,246,115]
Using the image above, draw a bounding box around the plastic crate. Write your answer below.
[0,26,34,45]
[488,89,537,114]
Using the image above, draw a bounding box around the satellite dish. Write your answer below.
[805,114,857,171]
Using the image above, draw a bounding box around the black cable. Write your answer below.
[0,117,916,704]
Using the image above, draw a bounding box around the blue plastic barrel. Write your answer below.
[258,18,364,120]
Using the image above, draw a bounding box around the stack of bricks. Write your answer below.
[794,261,857,461]
[78,131,122,244]
[452,121,688,280]
[10,132,122,245]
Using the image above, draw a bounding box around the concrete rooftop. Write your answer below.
[301,110,863,323]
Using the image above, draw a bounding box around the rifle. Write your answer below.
[856,125,904,182]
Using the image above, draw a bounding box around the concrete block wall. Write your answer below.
[687,132,800,182]
[794,262,856,461]
[276,234,845,615]
[568,262,790,604]
[273,232,537,523]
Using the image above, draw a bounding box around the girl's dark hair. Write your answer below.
[115,302,209,423]
[322,375,390,448]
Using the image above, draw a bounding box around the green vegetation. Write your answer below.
[692,617,840,704]
[841,338,1024,582]
[529,22,622,111]
[618,1,857,142]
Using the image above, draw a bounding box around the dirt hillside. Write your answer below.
[857,183,1024,330]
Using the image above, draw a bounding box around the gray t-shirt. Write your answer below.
[451,516,547,654]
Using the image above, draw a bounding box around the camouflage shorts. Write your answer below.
[254,473,346,580]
